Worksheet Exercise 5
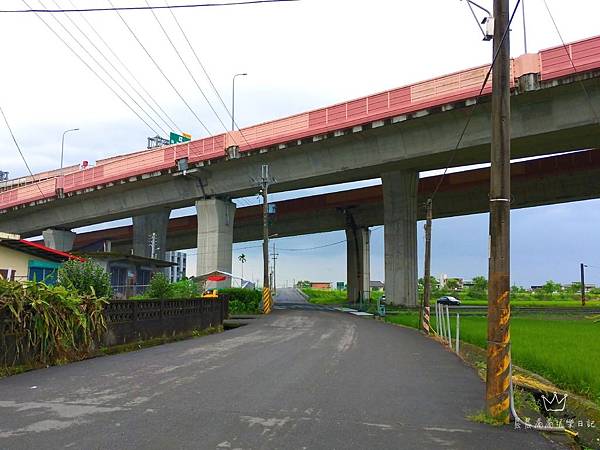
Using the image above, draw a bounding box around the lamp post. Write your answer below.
[61,128,80,174]
[231,73,247,131]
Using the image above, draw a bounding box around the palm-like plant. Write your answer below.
[238,254,247,280]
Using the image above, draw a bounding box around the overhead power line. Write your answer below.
[429,0,522,202]
[107,0,212,135]
[64,0,182,133]
[1,0,300,13]
[542,0,600,125]
[47,0,169,135]
[165,0,251,146]
[143,0,234,141]
[23,0,160,134]
[0,103,47,199]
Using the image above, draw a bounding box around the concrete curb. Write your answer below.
[295,288,309,300]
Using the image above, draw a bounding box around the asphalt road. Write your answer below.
[0,310,557,449]
[274,287,309,304]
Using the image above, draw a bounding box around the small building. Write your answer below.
[310,282,332,290]
[0,233,84,283]
[370,280,385,292]
[77,252,175,299]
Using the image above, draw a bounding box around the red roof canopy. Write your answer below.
[0,239,85,263]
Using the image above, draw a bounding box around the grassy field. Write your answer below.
[458,299,600,308]
[387,312,600,405]
[302,288,348,305]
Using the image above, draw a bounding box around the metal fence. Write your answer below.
[111,284,150,299]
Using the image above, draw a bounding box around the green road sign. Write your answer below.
[170,132,192,144]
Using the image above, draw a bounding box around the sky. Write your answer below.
[2,0,600,288]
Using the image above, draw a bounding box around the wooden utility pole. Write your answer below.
[486,0,511,423]
[580,263,586,306]
[261,164,273,313]
[422,199,433,334]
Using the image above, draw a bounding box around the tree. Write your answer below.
[511,284,526,294]
[472,276,488,292]
[238,253,247,279]
[58,260,112,298]
[541,280,562,295]
[446,278,461,291]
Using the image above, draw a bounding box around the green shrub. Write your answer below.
[145,273,173,299]
[219,288,261,314]
[0,278,107,365]
[170,278,199,298]
[58,259,112,298]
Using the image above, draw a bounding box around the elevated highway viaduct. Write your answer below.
[69,150,600,303]
[3,36,600,304]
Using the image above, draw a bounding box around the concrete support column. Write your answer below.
[42,229,76,252]
[345,226,370,304]
[382,170,418,306]
[196,198,236,289]
[132,209,170,260]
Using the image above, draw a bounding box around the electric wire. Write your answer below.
[64,0,182,134]
[1,0,300,14]
[0,103,47,199]
[38,0,166,134]
[542,0,600,125]
[48,0,170,135]
[429,0,522,203]
[277,239,346,252]
[22,0,159,134]
[165,0,251,147]
[107,0,212,135]
[143,0,236,143]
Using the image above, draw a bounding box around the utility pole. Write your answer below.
[272,240,279,296]
[149,232,159,260]
[422,199,433,334]
[580,263,587,306]
[260,164,273,313]
[486,0,511,423]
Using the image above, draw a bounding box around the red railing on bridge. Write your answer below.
[2,35,600,211]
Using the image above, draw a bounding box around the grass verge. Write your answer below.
[302,288,348,305]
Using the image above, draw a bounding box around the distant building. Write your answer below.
[77,252,175,299]
[0,233,84,284]
[370,280,385,291]
[166,251,187,282]
[310,282,332,290]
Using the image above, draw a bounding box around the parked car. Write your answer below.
[436,296,461,306]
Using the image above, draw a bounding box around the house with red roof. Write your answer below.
[0,232,84,284]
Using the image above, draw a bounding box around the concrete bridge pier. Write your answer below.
[196,198,236,289]
[42,228,76,252]
[345,226,370,304]
[382,170,418,306]
[132,209,170,260]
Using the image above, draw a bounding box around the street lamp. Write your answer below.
[60,128,80,174]
[231,73,247,131]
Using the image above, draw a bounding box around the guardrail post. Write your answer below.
[456,313,460,354]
